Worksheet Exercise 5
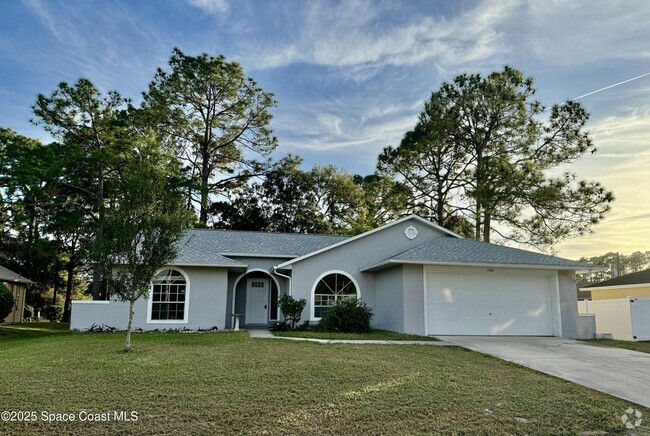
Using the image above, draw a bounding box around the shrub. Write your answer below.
[0,283,15,321]
[277,293,307,330]
[318,298,373,333]
[43,305,63,323]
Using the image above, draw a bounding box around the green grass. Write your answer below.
[1,323,648,435]
[0,322,70,338]
[581,338,650,354]
[273,329,439,341]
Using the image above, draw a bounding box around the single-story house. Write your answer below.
[576,278,592,300]
[1,265,33,324]
[580,269,650,300]
[71,215,600,338]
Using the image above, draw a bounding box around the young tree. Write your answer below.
[144,48,278,226]
[383,66,613,246]
[93,138,193,352]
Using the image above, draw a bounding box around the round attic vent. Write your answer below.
[404,225,418,240]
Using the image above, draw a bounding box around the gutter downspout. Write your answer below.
[272,266,292,296]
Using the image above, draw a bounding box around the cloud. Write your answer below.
[186,0,229,15]
[243,0,514,72]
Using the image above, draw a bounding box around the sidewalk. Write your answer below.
[246,329,453,345]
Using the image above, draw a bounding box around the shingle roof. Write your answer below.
[583,268,650,289]
[172,229,349,266]
[0,265,34,284]
[361,237,598,271]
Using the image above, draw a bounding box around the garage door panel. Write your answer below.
[426,269,554,336]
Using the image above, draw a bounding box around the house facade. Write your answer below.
[71,215,598,338]
[580,269,650,300]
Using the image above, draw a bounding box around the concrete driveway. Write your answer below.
[438,336,650,408]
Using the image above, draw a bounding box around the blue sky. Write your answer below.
[1,0,649,258]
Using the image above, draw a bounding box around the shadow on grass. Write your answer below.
[0,322,70,339]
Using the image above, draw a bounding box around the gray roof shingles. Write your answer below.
[0,265,34,284]
[172,229,349,266]
[583,268,650,288]
[364,236,597,270]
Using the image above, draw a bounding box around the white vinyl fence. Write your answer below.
[578,298,650,341]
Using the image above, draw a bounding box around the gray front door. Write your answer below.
[246,278,269,324]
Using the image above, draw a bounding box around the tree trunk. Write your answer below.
[52,271,59,305]
[124,299,135,352]
[61,260,75,322]
[483,211,491,243]
[92,169,104,300]
[199,152,210,226]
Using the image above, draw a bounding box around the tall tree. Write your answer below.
[381,66,614,246]
[144,48,278,226]
[32,79,129,299]
[92,137,193,352]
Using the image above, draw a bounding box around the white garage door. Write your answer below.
[425,268,555,336]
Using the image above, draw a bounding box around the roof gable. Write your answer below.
[275,215,461,269]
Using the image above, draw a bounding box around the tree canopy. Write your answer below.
[143,48,278,227]
[379,66,614,246]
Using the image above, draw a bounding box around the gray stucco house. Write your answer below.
[71,215,598,338]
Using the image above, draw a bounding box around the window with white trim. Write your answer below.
[314,273,358,318]
[151,269,187,321]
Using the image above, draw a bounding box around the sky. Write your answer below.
[0,0,649,259]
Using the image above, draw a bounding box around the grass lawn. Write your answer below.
[1,323,648,435]
[273,329,439,341]
[581,338,650,354]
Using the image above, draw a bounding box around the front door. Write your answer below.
[246,278,269,324]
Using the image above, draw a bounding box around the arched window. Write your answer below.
[150,269,188,322]
[313,272,359,318]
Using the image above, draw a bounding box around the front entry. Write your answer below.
[246,278,269,324]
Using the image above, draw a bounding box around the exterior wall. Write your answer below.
[374,266,404,332]
[224,256,289,328]
[71,266,229,331]
[591,286,650,300]
[1,281,27,324]
[558,270,596,339]
[402,264,425,335]
[289,217,450,323]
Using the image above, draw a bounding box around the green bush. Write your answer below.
[277,293,307,330]
[43,305,63,323]
[318,298,373,333]
[0,283,15,321]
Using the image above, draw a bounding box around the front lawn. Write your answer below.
[273,329,439,341]
[1,323,647,435]
[581,338,650,354]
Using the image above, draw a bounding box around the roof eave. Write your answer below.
[170,263,248,268]
[581,282,650,291]
[360,259,604,273]
[0,276,35,285]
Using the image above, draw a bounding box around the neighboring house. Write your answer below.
[71,215,600,338]
[1,265,33,324]
[578,270,650,341]
[580,269,650,300]
[576,278,592,300]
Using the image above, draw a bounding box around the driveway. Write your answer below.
[438,336,650,408]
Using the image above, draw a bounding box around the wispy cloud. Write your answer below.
[186,0,229,15]
[242,0,514,72]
